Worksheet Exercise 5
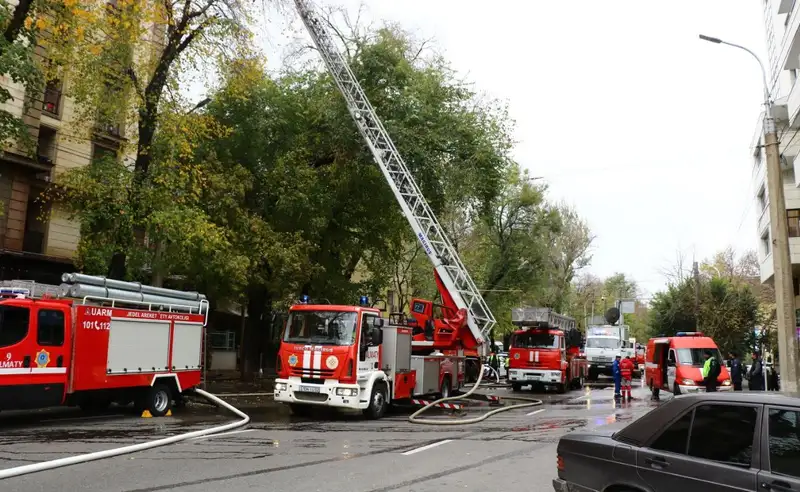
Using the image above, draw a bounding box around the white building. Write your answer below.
[753,0,800,315]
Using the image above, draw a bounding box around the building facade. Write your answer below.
[754,0,800,317]
[0,56,125,284]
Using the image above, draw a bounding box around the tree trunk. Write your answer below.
[150,239,166,287]
[241,284,270,381]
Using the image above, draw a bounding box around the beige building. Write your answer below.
[0,60,125,283]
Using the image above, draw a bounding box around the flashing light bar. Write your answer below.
[0,288,30,298]
[299,294,310,304]
[676,331,704,337]
[359,295,369,306]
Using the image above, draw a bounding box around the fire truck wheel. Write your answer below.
[673,381,681,396]
[146,384,173,417]
[363,381,388,420]
[556,383,566,394]
[439,377,452,399]
[511,383,522,392]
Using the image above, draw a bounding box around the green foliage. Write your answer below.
[649,276,759,355]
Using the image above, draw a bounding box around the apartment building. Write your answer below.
[0,60,125,284]
[753,0,800,319]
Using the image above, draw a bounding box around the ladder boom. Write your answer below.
[293,0,496,345]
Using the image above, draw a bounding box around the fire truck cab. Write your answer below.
[645,332,732,397]
[273,298,462,419]
[506,307,586,393]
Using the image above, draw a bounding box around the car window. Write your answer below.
[650,411,692,454]
[767,408,800,478]
[688,404,757,466]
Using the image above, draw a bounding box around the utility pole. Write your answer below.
[700,34,799,393]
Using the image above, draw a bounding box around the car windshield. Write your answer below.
[677,348,722,367]
[586,338,619,349]
[283,310,358,346]
[512,332,558,348]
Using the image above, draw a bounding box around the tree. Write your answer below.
[545,202,594,312]
[42,0,259,280]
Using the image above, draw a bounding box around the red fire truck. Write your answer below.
[506,307,587,393]
[0,274,208,417]
[274,298,461,418]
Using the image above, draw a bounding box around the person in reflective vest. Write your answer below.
[612,355,622,399]
[488,349,500,376]
[503,353,510,378]
[701,350,720,392]
[619,356,635,400]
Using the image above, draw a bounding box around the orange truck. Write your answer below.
[507,307,587,393]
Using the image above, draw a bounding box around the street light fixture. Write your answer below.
[699,33,798,392]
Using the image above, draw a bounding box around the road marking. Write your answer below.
[526,409,545,416]
[189,429,256,441]
[402,439,453,456]
[569,393,591,402]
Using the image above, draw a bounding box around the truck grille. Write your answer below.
[290,368,335,378]
[295,392,328,403]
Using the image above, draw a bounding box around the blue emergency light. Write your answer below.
[300,294,310,304]
[359,295,369,306]
[676,331,703,337]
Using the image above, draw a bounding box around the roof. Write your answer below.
[289,304,380,313]
[649,335,719,349]
[615,392,800,447]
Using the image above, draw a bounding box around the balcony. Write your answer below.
[42,81,62,118]
[780,0,795,15]
[779,6,800,74]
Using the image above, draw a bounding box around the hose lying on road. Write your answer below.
[0,388,250,481]
[408,363,543,425]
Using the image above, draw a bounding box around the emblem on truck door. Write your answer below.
[35,349,50,368]
[288,354,298,367]
[326,355,339,369]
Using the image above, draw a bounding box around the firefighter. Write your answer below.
[701,350,720,392]
[612,355,622,399]
[488,348,500,376]
[503,353,510,378]
[619,355,635,401]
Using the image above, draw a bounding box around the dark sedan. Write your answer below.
[553,392,800,492]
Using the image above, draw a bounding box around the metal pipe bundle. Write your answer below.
[60,273,207,312]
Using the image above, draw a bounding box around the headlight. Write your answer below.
[722,379,731,386]
[681,379,696,386]
[276,382,288,391]
[550,371,561,378]
[335,388,358,397]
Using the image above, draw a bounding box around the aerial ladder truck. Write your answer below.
[273,0,497,418]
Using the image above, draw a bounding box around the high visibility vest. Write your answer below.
[702,358,711,377]
[504,357,510,369]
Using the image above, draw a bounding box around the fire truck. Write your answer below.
[0,274,208,417]
[273,1,497,418]
[506,307,587,393]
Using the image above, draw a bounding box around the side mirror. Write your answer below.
[371,326,383,346]
[372,317,385,328]
[667,359,675,367]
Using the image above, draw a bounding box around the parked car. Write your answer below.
[553,392,800,491]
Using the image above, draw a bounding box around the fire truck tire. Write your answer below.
[556,383,566,394]
[511,383,522,392]
[363,381,388,420]
[439,377,452,399]
[673,381,681,396]
[145,384,173,417]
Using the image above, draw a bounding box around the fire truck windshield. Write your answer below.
[586,338,620,349]
[283,311,358,346]
[512,332,558,349]
[677,348,723,367]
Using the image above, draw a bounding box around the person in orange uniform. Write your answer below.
[619,356,635,401]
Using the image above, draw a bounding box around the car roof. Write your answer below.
[614,392,800,446]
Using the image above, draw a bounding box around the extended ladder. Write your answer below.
[293,0,496,346]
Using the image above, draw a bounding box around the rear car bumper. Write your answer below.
[552,478,595,492]
[273,377,366,409]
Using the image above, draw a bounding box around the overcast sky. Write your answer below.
[247,0,768,299]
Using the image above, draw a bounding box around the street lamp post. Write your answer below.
[700,34,799,392]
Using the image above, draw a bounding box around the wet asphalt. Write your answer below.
[0,380,659,491]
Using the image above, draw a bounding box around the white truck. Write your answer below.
[584,324,633,381]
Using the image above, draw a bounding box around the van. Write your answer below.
[645,332,732,397]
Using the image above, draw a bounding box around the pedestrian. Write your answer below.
[748,351,765,391]
[619,356,635,401]
[701,350,720,392]
[612,355,622,399]
[488,348,500,376]
[728,351,743,391]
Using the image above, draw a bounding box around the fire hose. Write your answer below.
[408,364,543,425]
[0,389,250,481]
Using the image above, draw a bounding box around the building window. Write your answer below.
[42,79,62,117]
[762,231,772,256]
[758,186,768,211]
[789,210,800,237]
[36,126,57,164]
[91,143,118,164]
